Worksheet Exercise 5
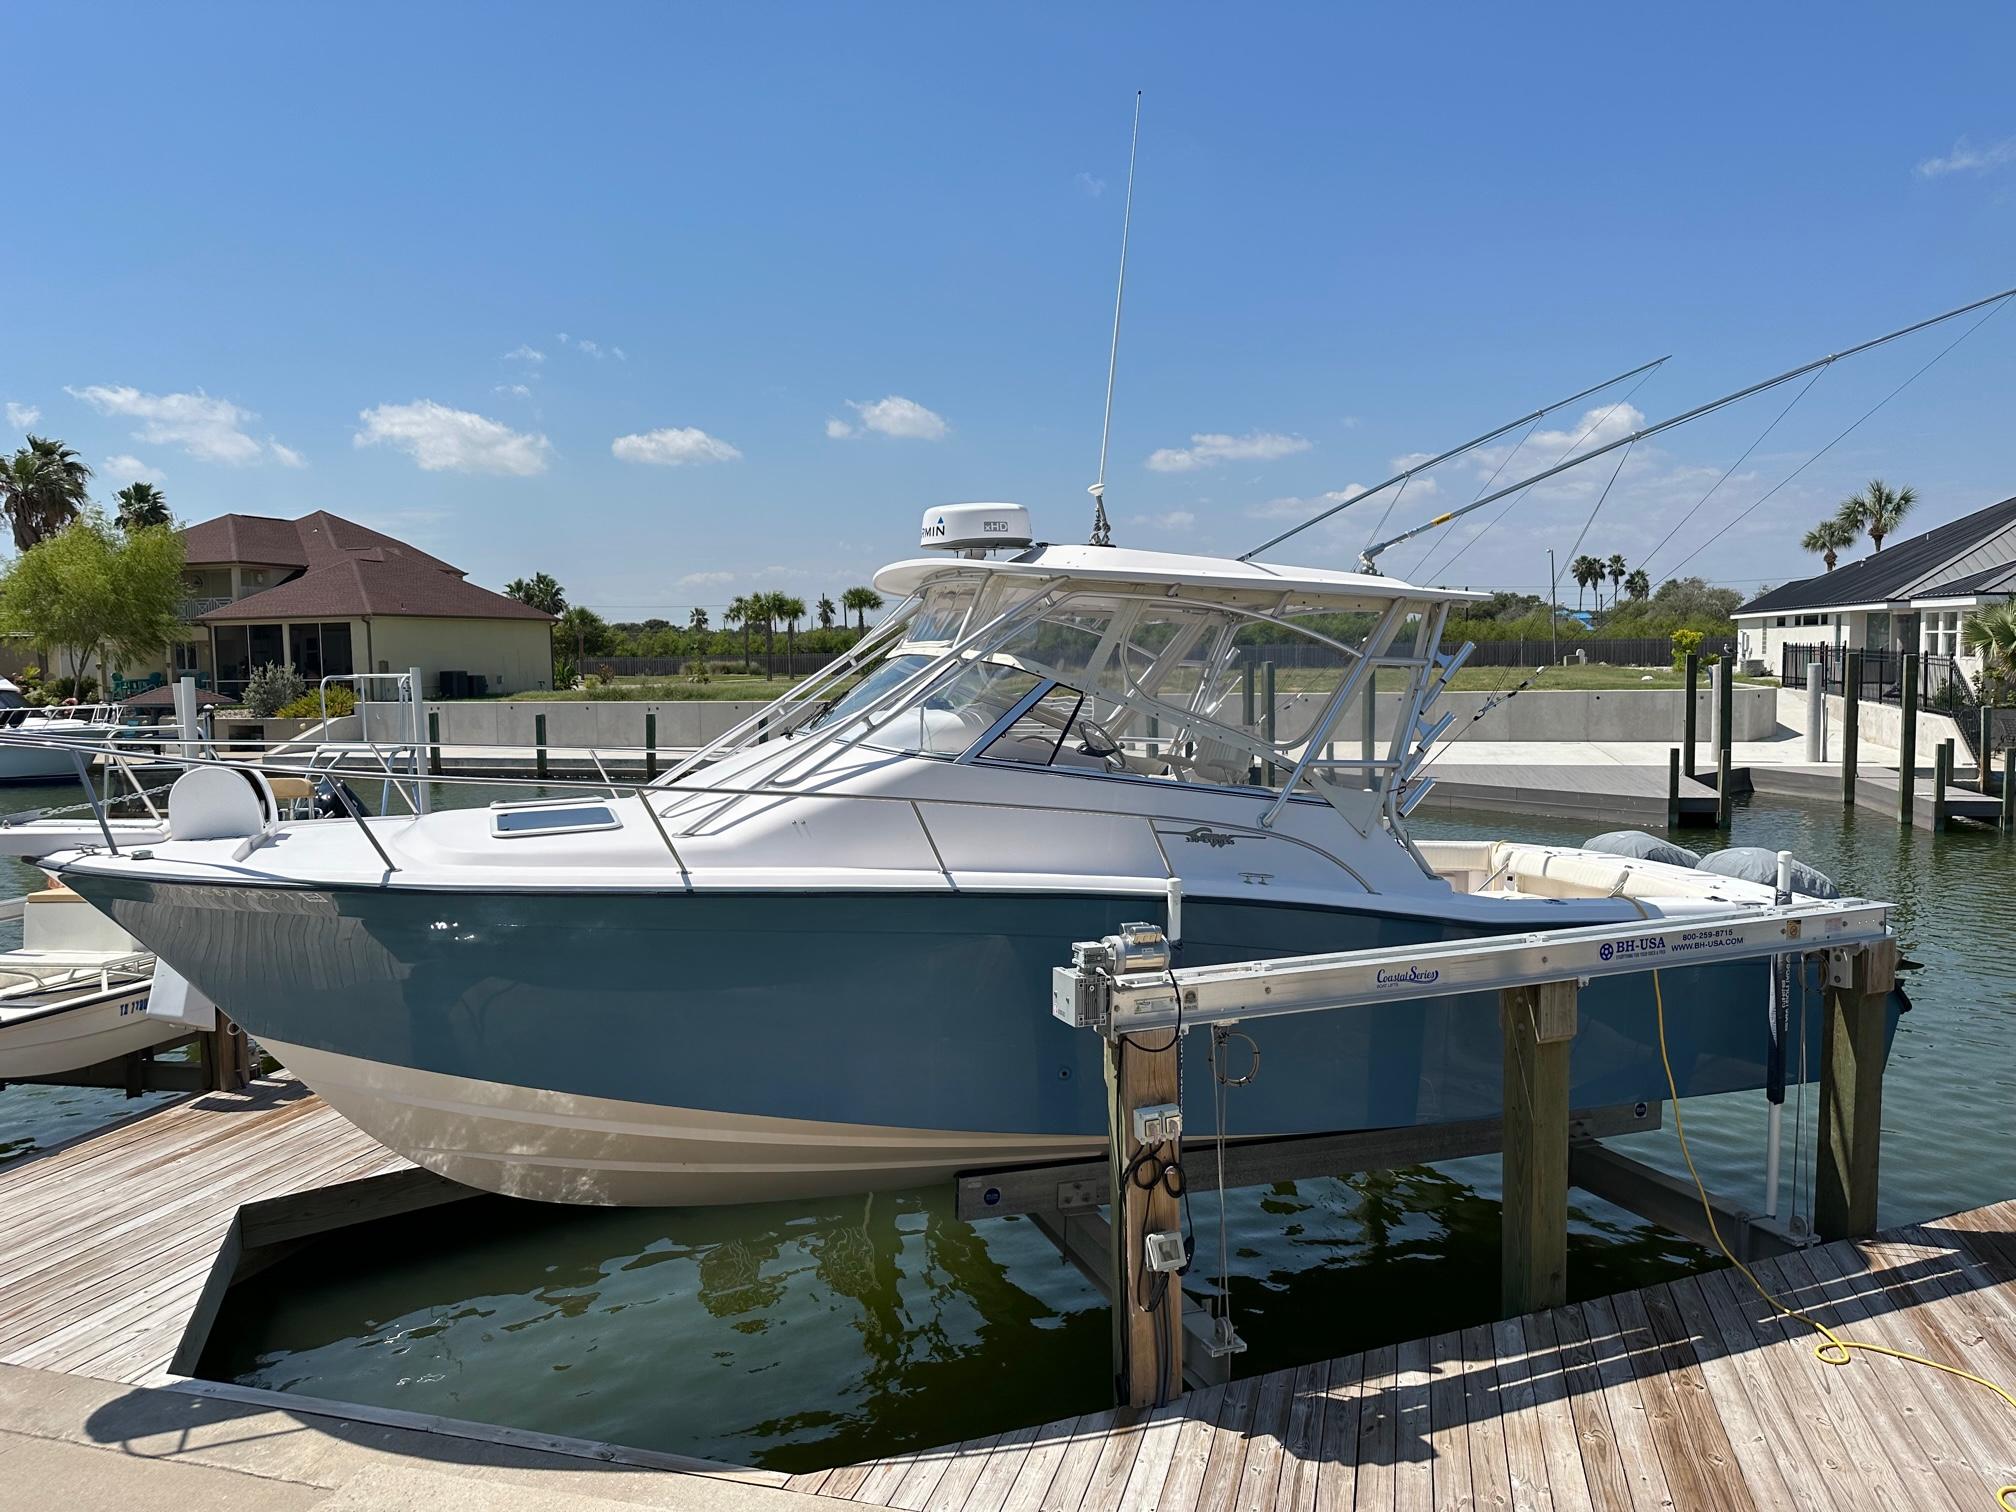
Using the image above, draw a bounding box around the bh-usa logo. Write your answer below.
[1598,936,1667,962]
[1376,965,1440,987]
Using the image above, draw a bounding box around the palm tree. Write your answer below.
[1606,553,1627,609]
[1800,517,1856,573]
[1837,479,1917,553]
[752,592,785,679]
[725,596,753,673]
[0,436,90,551]
[776,595,808,677]
[841,585,884,636]
[816,594,837,631]
[505,571,566,614]
[113,481,170,532]
[1625,568,1650,600]
[1570,554,1604,611]
[1962,601,2016,700]
[687,606,709,634]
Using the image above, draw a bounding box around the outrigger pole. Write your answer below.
[1358,283,2016,573]
[1239,355,1670,561]
[1089,92,1143,549]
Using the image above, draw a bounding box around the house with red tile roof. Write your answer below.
[173,510,554,697]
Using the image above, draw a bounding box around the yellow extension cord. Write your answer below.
[1651,967,2016,1510]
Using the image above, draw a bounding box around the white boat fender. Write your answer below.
[144,959,217,1030]
[1582,830,1703,869]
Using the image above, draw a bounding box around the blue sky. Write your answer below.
[5,3,2014,615]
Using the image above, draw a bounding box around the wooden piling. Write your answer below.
[1682,652,1699,778]
[1716,655,1734,769]
[1981,706,1995,794]
[2004,747,2015,834]
[645,712,658,780]
[1814,937,1898,1240]
[1501,980,1577,1316]
[1263,661,1277,786]
[426,711,442,777]
[1105,1030,1183,1407]
[204,1013,252,1093]
[535,712,548,780]
[1841,650,1860,807]
[1898,652,1919,826]
[1716,745,1733,829]
[1666,747,1681,830]
[1933,740,1952,831]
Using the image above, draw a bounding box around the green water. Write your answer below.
[16,783,2012,1471]
[0,781,182,1161]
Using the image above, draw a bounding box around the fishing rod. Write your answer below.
[1239,355,1670,560]
[1358,283,2016,573]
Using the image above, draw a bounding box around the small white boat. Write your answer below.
[0,884,168,1080]
[0,681,127,785]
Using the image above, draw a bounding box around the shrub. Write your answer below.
[244,662,307,717]
[1669,628,1705,671]
[272,685,357,720]
[40,674,100,702]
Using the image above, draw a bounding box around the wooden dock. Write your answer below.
[1419,762,1720,827]
[797,1202,2016,1509]
[5,1082,2016,1508]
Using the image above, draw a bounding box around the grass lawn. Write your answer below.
[461,663,1769,702]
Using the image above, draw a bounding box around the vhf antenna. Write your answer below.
[1088,91,1142,548]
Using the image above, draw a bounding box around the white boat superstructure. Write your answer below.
[0,683,127,785]
[0,883,168,1080]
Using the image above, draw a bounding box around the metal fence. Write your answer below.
[1779,643,1975,713]
[1454,636,1733,668]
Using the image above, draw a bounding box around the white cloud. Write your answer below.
[556,333,626,361]
[353,400,551,476]
[1916,136,2016,178]
[1075,171,1107,197]
[504,344,545,364]
[5,402,40,429]
[495,383,532,398]
[1128,509,1196,531]
[846,395,949,440]
[611,426,742,466]
[825,417,856,440]
[267,438,306,468]
[678,570,736,588]
[66,384,295,466]
[1145,430,1313,473]
[104,454,165,484]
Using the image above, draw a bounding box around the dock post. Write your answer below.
[1716,745,1733,829]
[1263,661,1277,786]
[1980,706,1995,795]
[1682,652,1699,778]
[2004,747,2015,834]
[1501,979,1577,1316]
[427,711,442,777]
[1241,661,1255,726]
[1105,1029,1182,1407]
[1716,656,1734,770]
[1361,669,1377,789]
[1841,651,1860,807]
[645,712,658,780]
[1666,748,1681,830]
[204,1013,251,1093]
[1804,661,1826,762]
[535,712,548,780]
[1814,938,1898,1240]
[1933,741,1952,831]
[1898,652,1919,826]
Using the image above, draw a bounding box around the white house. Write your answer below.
[1734,493,2016,683]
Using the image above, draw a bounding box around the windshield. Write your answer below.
[804,654,934,733]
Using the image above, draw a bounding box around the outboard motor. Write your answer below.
[313,776,368,819]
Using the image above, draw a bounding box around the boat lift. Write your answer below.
[1031,888,1898,1409]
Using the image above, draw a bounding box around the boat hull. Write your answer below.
[61,876,1859,1205]
[0,982,177,1079]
